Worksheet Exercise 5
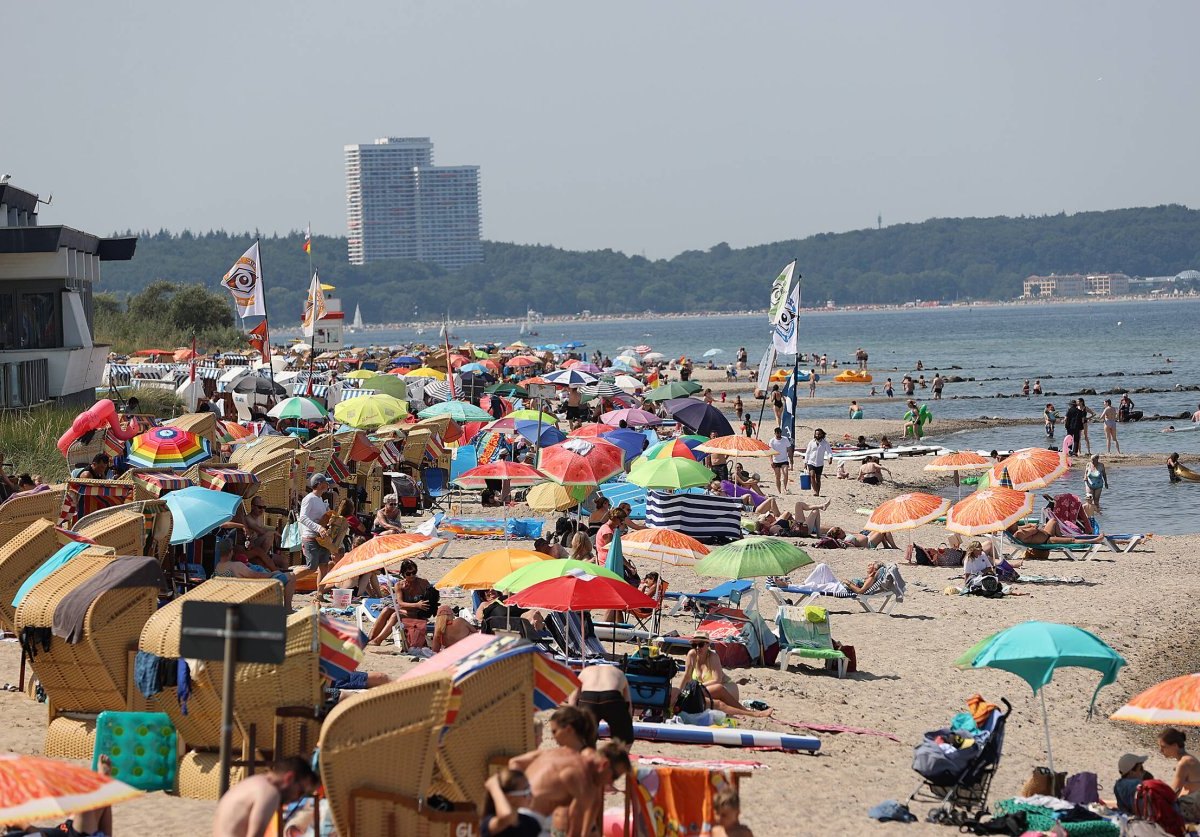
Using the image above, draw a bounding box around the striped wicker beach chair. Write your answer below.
[0,487,68,545]
[15,552,160,759]
[138,581,322,799]
[428,651,537,810]
[318,673,453,837]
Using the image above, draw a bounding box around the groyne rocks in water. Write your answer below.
[947,385,1198,399]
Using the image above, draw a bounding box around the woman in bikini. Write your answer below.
[1099,399,1120,453]
[679,633,772,718]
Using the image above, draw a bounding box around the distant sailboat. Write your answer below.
[349,304,364,332]
[521,308,539,337]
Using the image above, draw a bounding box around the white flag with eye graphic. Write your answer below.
[772,277,800,355]
[221,242,266,318]
[766,260,796,324]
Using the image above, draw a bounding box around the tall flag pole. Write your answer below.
[771,270,801,442]
[302,270,326,397]
[221,240,276,394]
[443,316,457,400]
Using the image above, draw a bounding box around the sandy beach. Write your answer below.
[1,413,1194,836]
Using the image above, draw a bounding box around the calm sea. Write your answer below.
[356,298,1200,533]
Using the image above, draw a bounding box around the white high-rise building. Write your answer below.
[344,137,482,270]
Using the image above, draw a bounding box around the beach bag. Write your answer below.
[673,681,711,715]
[281,515,303,551]
[1021,766,1066,798]
[936,547,965,568]
[912,730,978,784]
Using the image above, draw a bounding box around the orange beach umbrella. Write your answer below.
[1111,674,1200,726]
[0,753,142,823]
[696,435,772,457]
[990,448,1070,492]
[621,526,711,566]
[946,486,1035,536]
[925,451,991,472]
[865,492,951,533]
[322,532,444,587]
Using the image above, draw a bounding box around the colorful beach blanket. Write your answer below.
[631,764,734,837]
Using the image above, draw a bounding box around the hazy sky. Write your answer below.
[6,1,1199,259]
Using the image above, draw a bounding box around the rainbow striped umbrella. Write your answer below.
[127,427,211,470]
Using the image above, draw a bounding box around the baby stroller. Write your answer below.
[909,698,1012,826]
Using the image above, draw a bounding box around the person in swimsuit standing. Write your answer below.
[1099,399,1120,453]
[1084,454,1110,510]
[1076,398,1097,455]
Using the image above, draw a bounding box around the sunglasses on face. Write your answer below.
[691,641,708,649]
[402,570,417,577]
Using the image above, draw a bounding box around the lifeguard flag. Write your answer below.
[247,320,269,363]
[221,242,266,318]
[303,224,312,255]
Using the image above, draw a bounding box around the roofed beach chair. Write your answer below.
[0,518,66,634]
[318,673,453,837]
[15,552,161,759]
[777,605,847,678]
[0,486,67,545]
[138,579,322,799]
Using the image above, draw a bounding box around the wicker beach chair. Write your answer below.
[0,519,65,633]
[0,487,68,545]
[59,479,135,529]
[15,552,160,759]
[162,412,220,449]
[428,652,537,810]
[138,580,321,799]
[75,506,151,557]
[318,673,453,837]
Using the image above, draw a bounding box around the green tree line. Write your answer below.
[100,205,1200,322]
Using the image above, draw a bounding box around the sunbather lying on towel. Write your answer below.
[753,498,830,536]
[817,526,898,549]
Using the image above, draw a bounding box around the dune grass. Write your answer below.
[0,405,77,484]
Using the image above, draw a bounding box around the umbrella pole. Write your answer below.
[1039,688,1056,775]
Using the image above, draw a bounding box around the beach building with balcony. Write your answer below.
[0,182,136,406]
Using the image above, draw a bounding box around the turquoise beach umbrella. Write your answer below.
[165,485,243,545]
[955,620,1125,773]
[605,528,624,579]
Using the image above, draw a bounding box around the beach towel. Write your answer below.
[967,694,1000,727]
[798,563,851,596]
[52,556,164,644]
[12,542,90,609]
[630,764,731,837]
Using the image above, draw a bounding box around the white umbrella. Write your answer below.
[641,352,666,362]
[703,348,724,358]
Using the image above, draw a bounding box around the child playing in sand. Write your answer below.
[713,787,754,837]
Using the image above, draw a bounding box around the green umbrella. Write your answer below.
[418,401,493,422]
[642,380,703,402]
[486,382,530,398]
[267,396,328,421]
[508,409,558,424]
[692,536,812,579]
[626,457,714,489]
[955,620,1126,773]
[495,559,624,593]
[365,373,408,399]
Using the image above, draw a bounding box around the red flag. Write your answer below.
[248,320,269,364]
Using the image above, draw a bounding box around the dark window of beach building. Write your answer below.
[0,289,63,350]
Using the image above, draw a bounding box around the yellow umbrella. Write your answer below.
[333,394,408,429]
[405,366,447,380]
[526,481,587,513]
[343,369,376,380]
[435,547,550,590]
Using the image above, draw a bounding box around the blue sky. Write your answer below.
[6,1,1198,258]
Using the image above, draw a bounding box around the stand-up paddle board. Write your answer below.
[598,721,820,751]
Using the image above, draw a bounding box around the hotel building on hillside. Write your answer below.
[0,183,136,405]
[344,137,482,271]
[1022,272,1131,298]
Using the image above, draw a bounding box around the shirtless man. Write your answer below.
[1160,727,1200,821]
[431,604,476,652]
[567,664,634,746]
[508,707,594,836]
[212,757,317,837]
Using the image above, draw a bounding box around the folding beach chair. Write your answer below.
[421,467,451,513]
[856,563,905,614]
[777,605,847,677]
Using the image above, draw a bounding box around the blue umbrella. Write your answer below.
[460,362,489,374]
[513,419,567,447]
[544,369,596,387]
[562,341,585,349]
[390,356,421,366]
[601,429,649,463]
[605,526,625,579]
[165,485,244,545]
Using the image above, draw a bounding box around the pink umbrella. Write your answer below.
[601,408,661,428]
[572,362,602,376]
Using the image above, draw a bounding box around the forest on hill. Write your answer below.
[100,205,1200,323]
